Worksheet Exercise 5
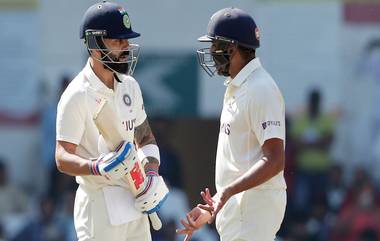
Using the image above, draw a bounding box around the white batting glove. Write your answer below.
[135,171,169,214]
[89,141,136,180]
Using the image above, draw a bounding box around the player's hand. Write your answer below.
[135,172,169,214]
[176,206,212,241]
[90,141,135,180]
[198,187,233,223]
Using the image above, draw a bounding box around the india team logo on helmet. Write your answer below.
[117,7,131,29]
[123,14,131,29]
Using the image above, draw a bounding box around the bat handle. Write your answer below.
[149,212,162,230]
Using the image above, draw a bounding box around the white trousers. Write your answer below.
[216,189,286,241]
[74,185,151,241]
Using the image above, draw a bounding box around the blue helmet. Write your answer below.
[198,7,260,49]
[79,1,140,39]
[79,1,141,76]
[197,7,260,77]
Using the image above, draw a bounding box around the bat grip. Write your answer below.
[149,212,162,230]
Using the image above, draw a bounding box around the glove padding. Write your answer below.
[135,174,169,214]
[90,141,137,180]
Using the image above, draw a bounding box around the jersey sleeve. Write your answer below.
[249,86,285,146]
[56,90,86,145]
[134,81,147,126]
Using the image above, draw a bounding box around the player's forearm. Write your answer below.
[137,138,160,173]
[134,119,160,173]
[134,119,156,148]
[55,146,91,176]
[226,155,284,196]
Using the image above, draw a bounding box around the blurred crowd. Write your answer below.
[1,65,380,241]
[280,87,380,241]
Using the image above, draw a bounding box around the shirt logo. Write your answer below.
[123,94,132,106]
[262,121,281,130]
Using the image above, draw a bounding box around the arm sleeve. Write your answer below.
[134,81,147,126]
[56,91,86,145]
[249,87,286,146]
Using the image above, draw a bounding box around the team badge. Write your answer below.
[123,14,131,29]
[123,94,132,106]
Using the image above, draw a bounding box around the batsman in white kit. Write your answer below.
[177,8,287,241]
[55,1,169,241]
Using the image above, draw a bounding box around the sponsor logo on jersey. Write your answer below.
[262,121,280,130]
[221,123,231,135]
[123,94,132,106]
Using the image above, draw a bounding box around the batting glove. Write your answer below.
[89,141,136,180]
[135,171,169,214]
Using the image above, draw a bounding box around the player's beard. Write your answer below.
[213,54,230,77]
[211,40,231,77]
[101,51,130,74]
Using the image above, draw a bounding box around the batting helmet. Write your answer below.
[79,1,140,39]
[198,7,260,49]
[197,7,260,77]
[79,1,141,76]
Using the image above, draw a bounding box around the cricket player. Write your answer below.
[55,2,168,241]
[177,7,287,241]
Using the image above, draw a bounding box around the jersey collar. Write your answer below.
[83,58,114,94]
[227,57,262,87]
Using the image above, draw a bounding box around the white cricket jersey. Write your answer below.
[215,58,286,192]
[56,59,147,189]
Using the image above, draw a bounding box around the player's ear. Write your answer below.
[227,44,237,55]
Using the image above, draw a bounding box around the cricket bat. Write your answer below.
[93,98,162,230]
